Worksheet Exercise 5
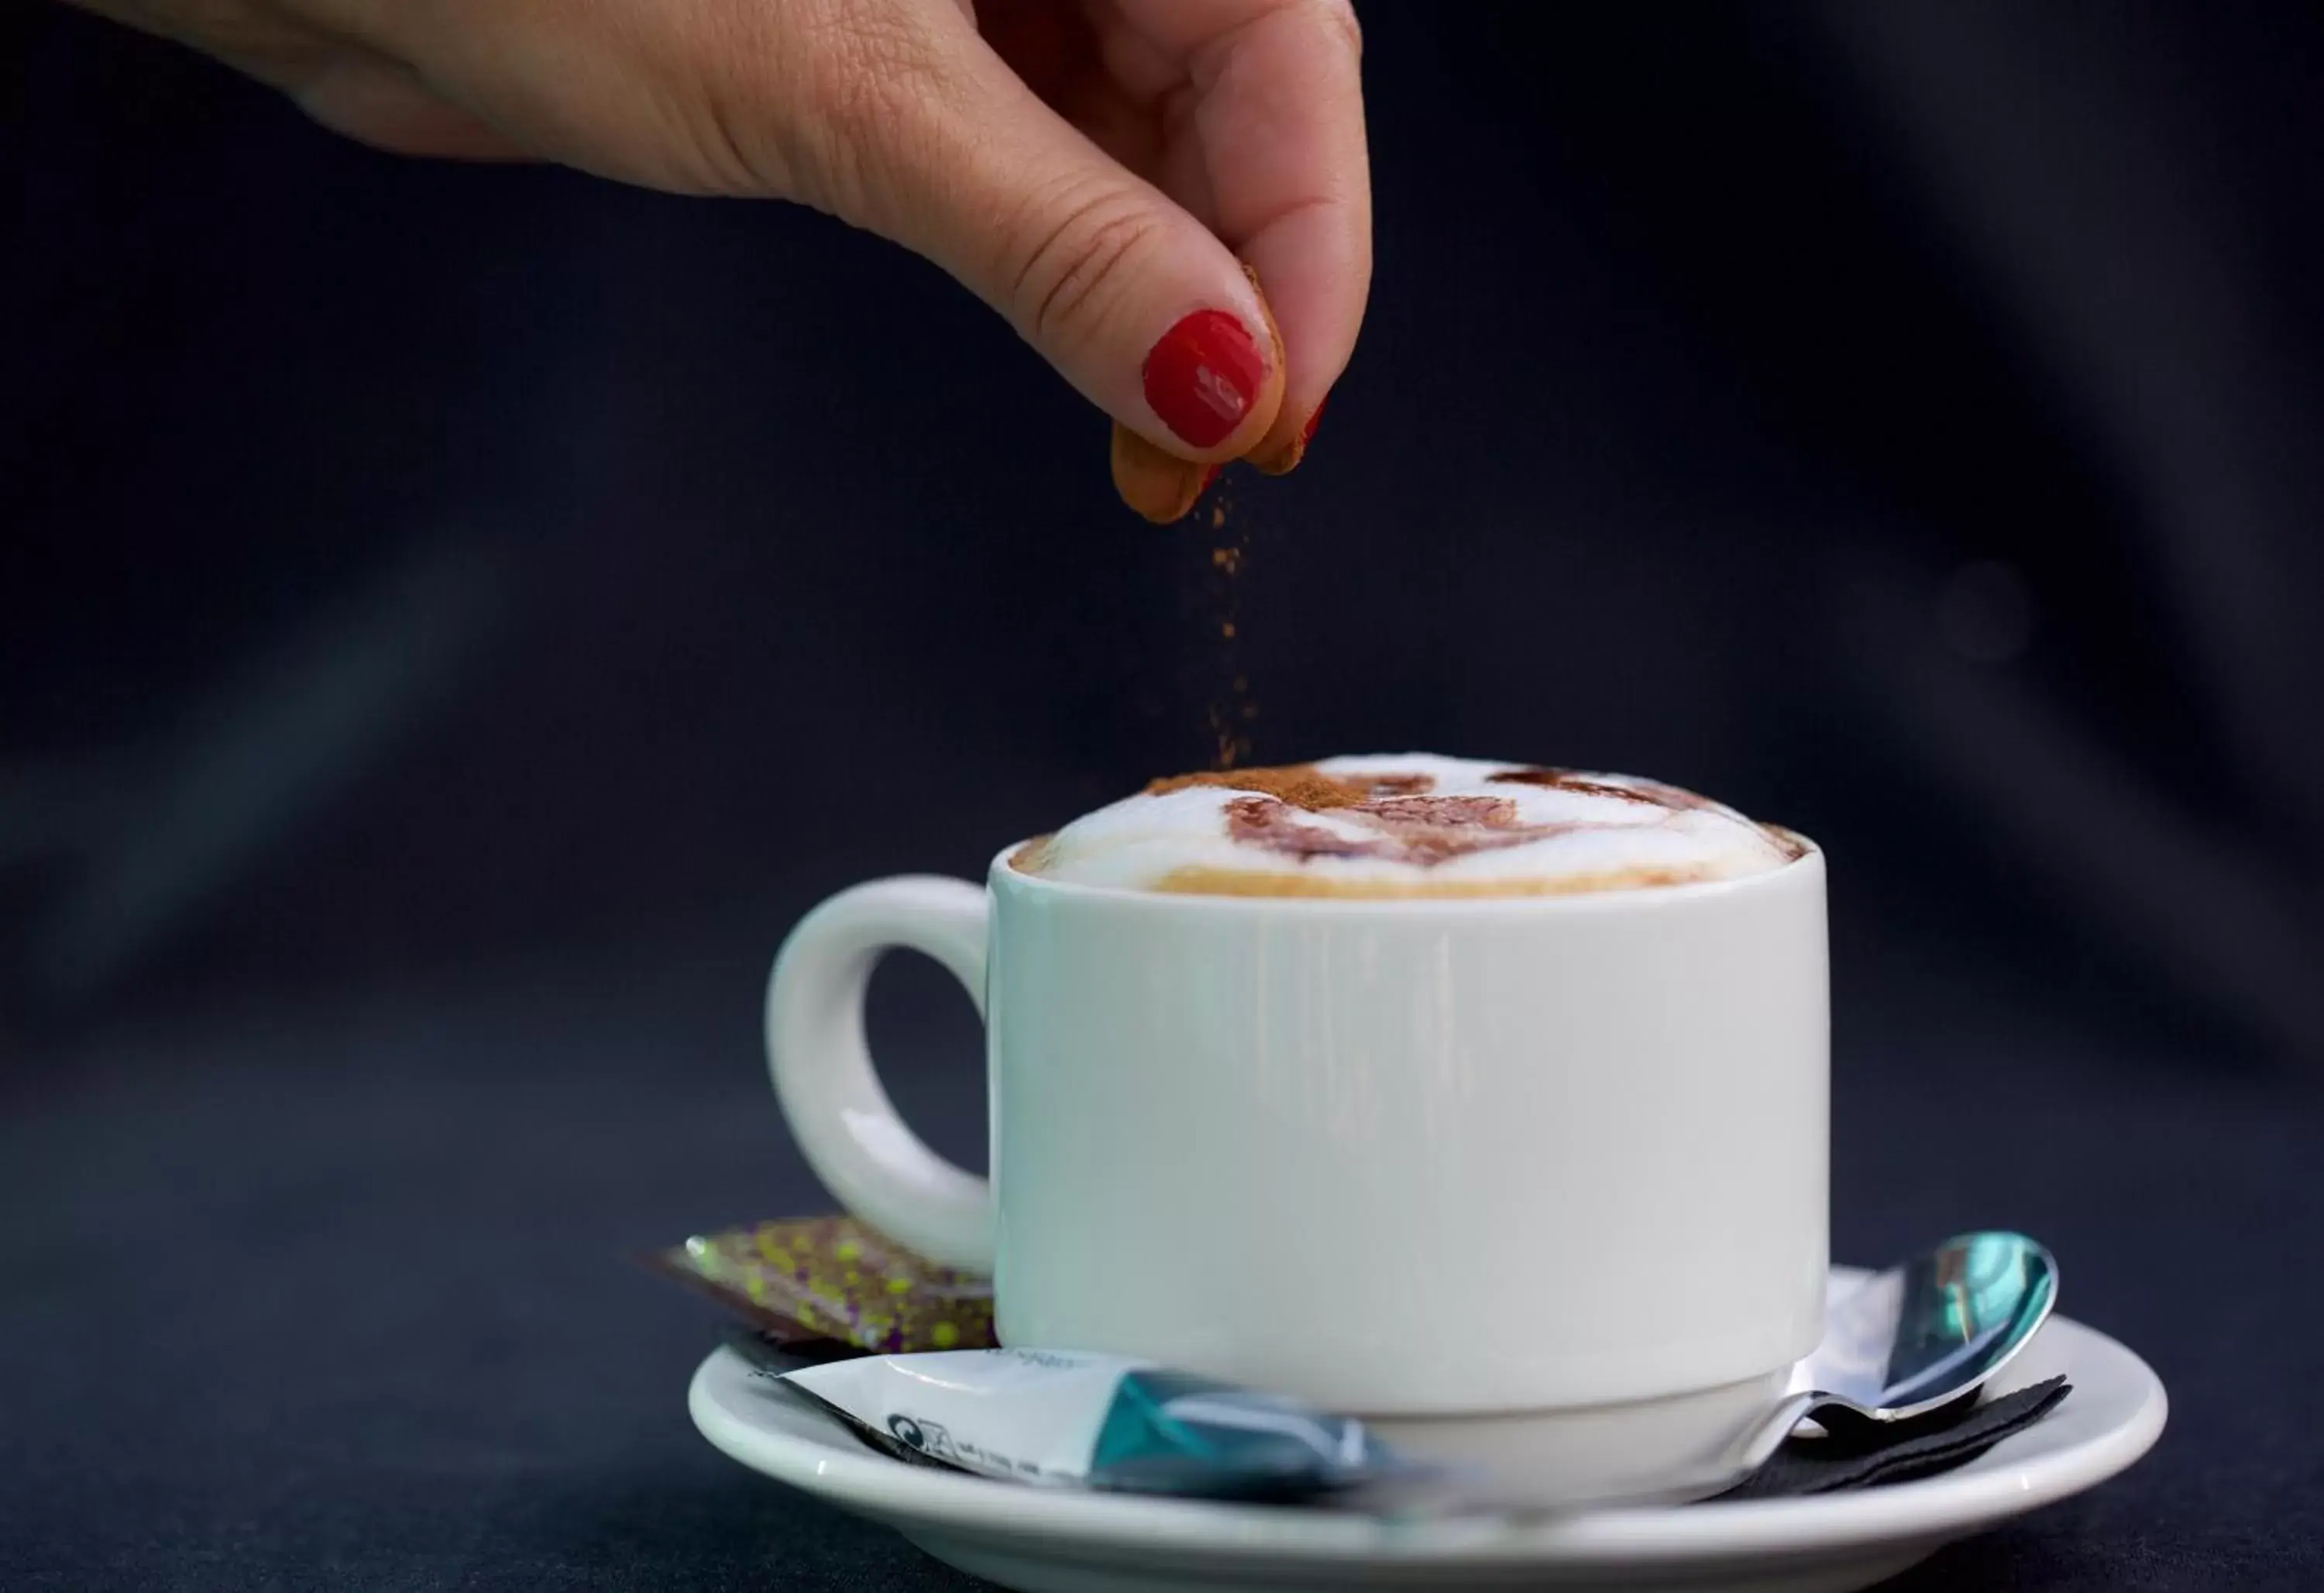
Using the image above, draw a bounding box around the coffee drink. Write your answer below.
[768,752,1826,1501]
[1012,752,1802,898]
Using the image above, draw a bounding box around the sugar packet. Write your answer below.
[645,1215,995,1354]
[733,1336,1408,1502]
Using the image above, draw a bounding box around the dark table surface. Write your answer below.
[7,956,2322,1592]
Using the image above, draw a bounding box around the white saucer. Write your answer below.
[687,1269,2165,1593]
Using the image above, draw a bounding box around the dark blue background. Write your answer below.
[6,2,2322,1586]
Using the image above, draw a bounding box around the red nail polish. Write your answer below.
[1301,397,1327,445]
[1198,463,1220,494]
[1143,310,1265,449]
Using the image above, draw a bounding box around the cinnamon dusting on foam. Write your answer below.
[1488,767,1662,804]
[1226,793,1569,867]
[1761,824,1812,862]
[1013,755,1805,896]
[1149,865,1713,899]
[1144,765,1435,810]
[1492,766,1807,862]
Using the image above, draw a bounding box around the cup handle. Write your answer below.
[765,876,995,1271]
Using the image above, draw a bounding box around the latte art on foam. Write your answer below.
[1013,754,1804,898]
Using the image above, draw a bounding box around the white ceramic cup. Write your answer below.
[767,843,1828,1496]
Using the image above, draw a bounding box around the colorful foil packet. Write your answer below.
[646,1215,996,1354]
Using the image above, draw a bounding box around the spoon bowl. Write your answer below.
[1728,1230,2058,1475]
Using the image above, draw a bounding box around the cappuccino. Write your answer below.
[769,747,1828,1465]
[1012,753,1801,898]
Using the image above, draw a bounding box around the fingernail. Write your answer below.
[1301,397,1327,445]
[1143,310,1266,449]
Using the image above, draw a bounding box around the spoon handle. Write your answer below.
[1725,1391,1822,1476]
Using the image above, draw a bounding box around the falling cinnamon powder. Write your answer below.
[1199,476,1255,769]
[1136,263,1319,769]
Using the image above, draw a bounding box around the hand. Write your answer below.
[78,0,1370,491]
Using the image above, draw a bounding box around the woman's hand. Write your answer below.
[79,0,1370,497]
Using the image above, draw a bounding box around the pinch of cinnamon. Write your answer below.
[1248,396,1325,477]
[1235,263,1308,476]
[1246,421,1308,477]
[1110,263,1287,521]
[1110,423,1212,524]
[1240,260,1289,442]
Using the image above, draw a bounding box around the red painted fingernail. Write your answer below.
[1143,310,1266,449]
[1301,397,1327,445]
[1198,463,1220,494]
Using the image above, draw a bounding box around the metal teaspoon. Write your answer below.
[1726,1230,2060,1476]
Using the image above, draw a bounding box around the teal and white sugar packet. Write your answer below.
[778,1347,1407,1501]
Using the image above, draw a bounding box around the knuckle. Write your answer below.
[784,7,959,216]
[679,12,795,191]
[1003,181,1166,351]
[1315,0,1362,60]
[671,2,961,208]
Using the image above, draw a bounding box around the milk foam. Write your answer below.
[1016,754,1800,897]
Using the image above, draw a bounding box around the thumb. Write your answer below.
[833,30,1285,466]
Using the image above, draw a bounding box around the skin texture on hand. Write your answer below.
[70,0,1370,477]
